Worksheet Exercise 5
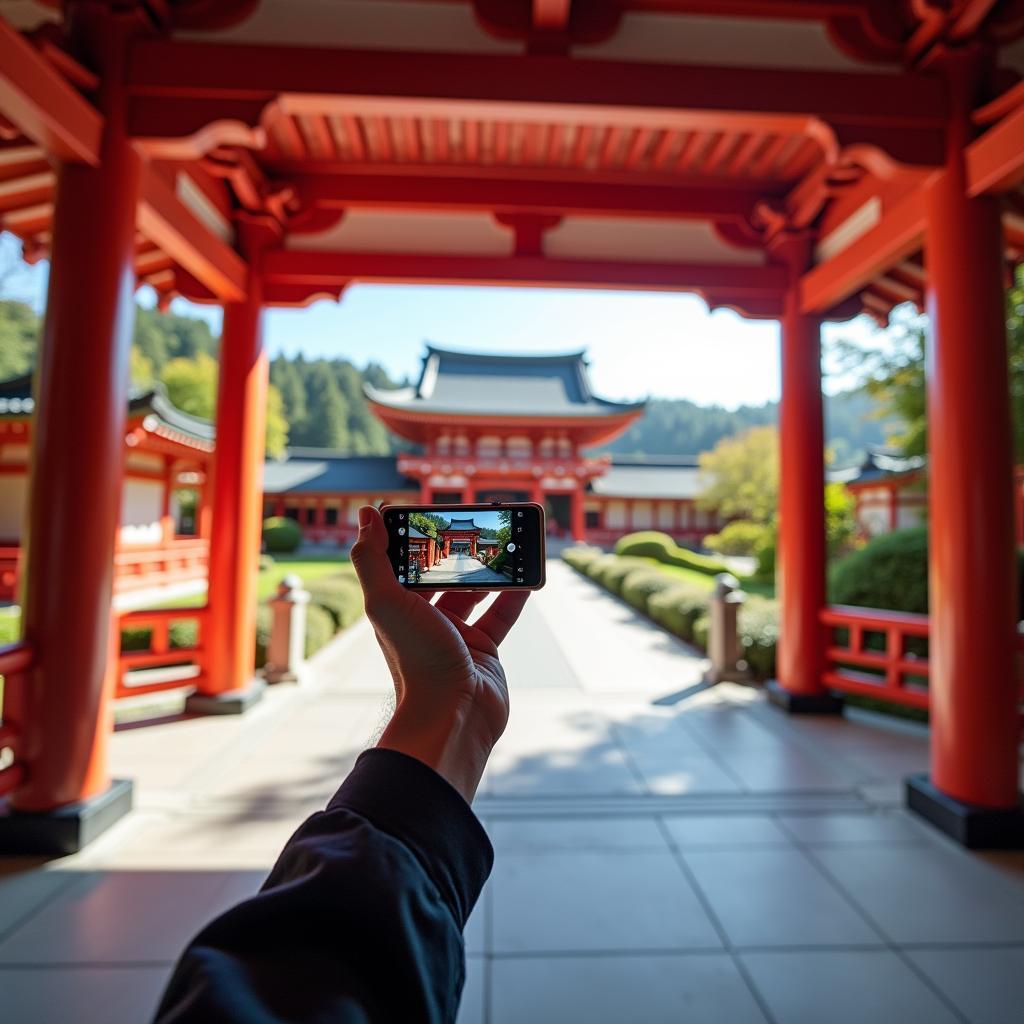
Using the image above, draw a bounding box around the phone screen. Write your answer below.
[382,503,546,590]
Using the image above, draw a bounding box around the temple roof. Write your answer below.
[0,374,214,448]
[263,451,418,494]
[407,525,429,540]
[446,517,481,531]
[364,346,645,420]
[589,455,704,500]
[829,447,927,487]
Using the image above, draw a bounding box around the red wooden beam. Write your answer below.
[126,40,948,140]
[0,16,103,164]
[137,162,247,302]
[533,0,572,30]
[967,102,1024,196]
[262,247,788,313]
[800,188,925,314]
[289,173,767,221]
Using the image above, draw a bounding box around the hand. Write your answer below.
[350,505,529,802]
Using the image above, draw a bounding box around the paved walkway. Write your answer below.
[427,551,509,585]
[2,561,1024,1022]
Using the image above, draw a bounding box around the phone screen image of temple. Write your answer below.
[392,508,529,586]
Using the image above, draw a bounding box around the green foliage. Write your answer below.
[306,574,364,630]
[590,555,652,593]
[829,527,929,613]
[0,299,39,378]
[646,584,710,642]
[619,569,681,612]
[408,511,440,538]
[303,603,336,658]
[737,597,780,679]
[825,482,858,558]
[119,618,199,654]
[697,425,778,523]
[161,351,217,419]
[254,604,273,669]
[754,534,776,582]
[562,547,600,573]
[263,516,303,554]
[703,520,768,556]
[615,531,730,577]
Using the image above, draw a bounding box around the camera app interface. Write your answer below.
[385,505,543,588]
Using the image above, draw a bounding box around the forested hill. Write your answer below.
[1,298,894,463]
[599,389,896,467]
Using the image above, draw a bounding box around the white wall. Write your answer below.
[120,479,163,545]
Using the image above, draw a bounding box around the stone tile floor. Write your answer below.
[2,561,1023,1023]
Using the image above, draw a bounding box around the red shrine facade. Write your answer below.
[263,347,723,546]
[440,518,483,558]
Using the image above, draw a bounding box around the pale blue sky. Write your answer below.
[1,232,880,408]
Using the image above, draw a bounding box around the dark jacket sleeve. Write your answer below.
[152,747,493,1024]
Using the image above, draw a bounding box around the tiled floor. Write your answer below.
[2,560,1023,1023]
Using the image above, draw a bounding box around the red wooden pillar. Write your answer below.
[906,54,1023,845]
[160,458,175,545]
[4,6,138,842]
[768,232,839,714]
[462,481,475,504]
[189,219,276,713]
[570,485,585,542]
[420,481,433,503]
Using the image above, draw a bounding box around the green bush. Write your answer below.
[619,569,681,612]
[307,574,364,630]
[692,610,710,649]
[120,618,200,653]
[615,531,730,577]
[254,604,272,669]
[738,596,780,679]
[646,584,710,642]
[703,520,768,556]
[262,516,302,554]
[562,547,600,573]
[593,556,653,595]
[829,527,929,613]
[754,534,776,582]
[304,603,336,658]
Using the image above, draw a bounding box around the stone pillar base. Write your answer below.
[906,774,1024,849]
[766,680,844,715]
[185,678,266,716]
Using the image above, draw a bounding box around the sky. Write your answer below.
[1,232,884,409]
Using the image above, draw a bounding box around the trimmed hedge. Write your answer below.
[737,596,780,680]
[615,531,731,577]
[829,527,929,613]
[647,583,709,642]
[307,573,364,630]
[304,603,337,657]
[620,569,686,613]
[562,547,600,573]
[262,516,302,554]
[703,519,768,556]
[120,619,199,653]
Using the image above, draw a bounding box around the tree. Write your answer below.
[299,362,350,449]
[270,355,308,436]
[0,299,39,378]
[265,384,289,459]
[698,425,779,523]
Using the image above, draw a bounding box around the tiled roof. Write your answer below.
[364,345,645,418]
[263,452,418,494]
[446,517,480,531]
[590,455,704,499]
[829,447,927,486]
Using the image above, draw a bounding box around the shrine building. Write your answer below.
[262,346,722,545]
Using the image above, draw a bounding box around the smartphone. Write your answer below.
[382,502,546,591]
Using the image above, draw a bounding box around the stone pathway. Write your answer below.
[425,551,509,585]
[1,561,1023,1023]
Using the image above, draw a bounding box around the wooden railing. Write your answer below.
[820,605,931,708]
[0,546,20,601]
[117,606,208,699]
[0,641,32,798]
[114,540,209,592]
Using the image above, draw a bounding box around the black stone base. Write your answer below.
[0,778,134,856]
[906,773,1024,849]
[185,678,266,716]
[766,680,845,715]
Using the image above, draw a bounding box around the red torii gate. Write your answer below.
[0,0,1022,850]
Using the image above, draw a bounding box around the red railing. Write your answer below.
[114,540,209,592]
[0,546,20,601]
[0,640,32,798]
[117,606,208,699]
[820,605,931,709]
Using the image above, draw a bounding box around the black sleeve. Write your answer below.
[152,747,493,1024]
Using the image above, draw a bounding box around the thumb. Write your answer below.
[350,505,402,613]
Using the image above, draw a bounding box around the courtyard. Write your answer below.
[428,551,509,586]
[1,559,1022,1023]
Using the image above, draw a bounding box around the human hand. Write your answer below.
[350,505,529,802]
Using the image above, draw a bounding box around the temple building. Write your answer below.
[0,374,212,604]
[262,347,723,545]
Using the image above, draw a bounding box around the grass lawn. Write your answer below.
[624,555,776,598]
[0,607,20,646]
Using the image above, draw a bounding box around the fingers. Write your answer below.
[350,506,402,615]
[435,590,489,621]
[415,591,437,603]
[473,591,530,647]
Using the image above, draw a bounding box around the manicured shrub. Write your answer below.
[738,596,780,680]
[562,547,600,573]
[646,584,710,642]
[254,604,272,669]
[703,520,768,556]
[692,610,710,650]
[585,553,620,586]
[307,573,364,630]
[753,534,776,582]
[259,553,275,572]
[595,556,653,595]
[620,569,681,612]
[829,527,929,613]
[615,531,730,577]
[304,603,337,658]
[262,516,302,554]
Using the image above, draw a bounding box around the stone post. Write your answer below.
[705,573,751,685]
[265,574,310,684]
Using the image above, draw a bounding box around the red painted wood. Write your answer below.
[775,234,827,698]
[13,7,139,812]
[924,57,1019,809]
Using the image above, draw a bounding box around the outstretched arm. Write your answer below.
[153,505,528,1024]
